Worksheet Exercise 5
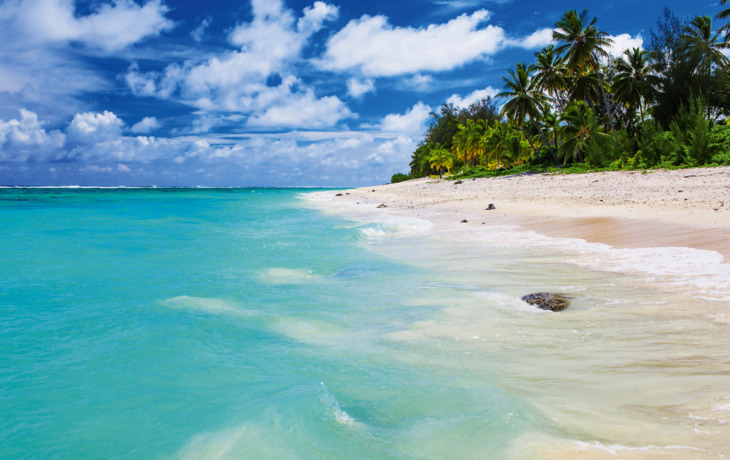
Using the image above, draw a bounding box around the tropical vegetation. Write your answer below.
[393,6,730,183]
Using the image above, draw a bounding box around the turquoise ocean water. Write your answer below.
[0,188,538,459]
[3,188,730,459]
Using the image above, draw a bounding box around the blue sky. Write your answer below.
[0,0,722,186]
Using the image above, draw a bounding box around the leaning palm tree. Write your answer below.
[429,146,454,178]
[680,15,729,75]
[717,0,730,43]
[553,9,618,146]
[612,48,661,128]
[498,63,558,164]
[532,45,569,111]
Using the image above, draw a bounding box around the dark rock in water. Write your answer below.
[454,180,463,185]
[377,204,388,208]
[521,293,570,312]
[336,193,343,196]
[346,193,350,195]
[460,219,468,223]
[486,203,496,210]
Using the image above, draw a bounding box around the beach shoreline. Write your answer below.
[324,166,730,261]
[304,166,730,459]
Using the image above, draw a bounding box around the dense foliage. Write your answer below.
[394,6,730,181]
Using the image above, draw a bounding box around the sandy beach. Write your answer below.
[329,166,730,260]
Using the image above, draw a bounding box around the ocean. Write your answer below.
[1,188,729,459]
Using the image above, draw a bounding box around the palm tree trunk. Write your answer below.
[529,116,559,165]
[593,59,619,148]
[520,126,538,158]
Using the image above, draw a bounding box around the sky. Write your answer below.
[0,0,723,186]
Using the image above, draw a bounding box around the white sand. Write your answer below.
[330,167,730,259]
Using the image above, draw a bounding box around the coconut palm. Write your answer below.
[498,63,558,164]
[680,15,729,75]
[541,110,561,152]
[484,122,511,167]
[612,48,661,127]
[532,45,568,111]
[559,101,607,163]
[429,146,454,178]
[717,0,730,42]
[553,9,618,146]
[566,68,601,107]
[502,134,531,167]
[465,119,489,166]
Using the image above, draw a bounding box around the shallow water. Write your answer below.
[1,188,729,459]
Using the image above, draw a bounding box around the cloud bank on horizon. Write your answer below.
[0,0,712,186]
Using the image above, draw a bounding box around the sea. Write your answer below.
[1,187,729,459]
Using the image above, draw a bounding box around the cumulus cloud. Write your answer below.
[346,78,375,98]
[0,109,414,186]
[510,27,553,49]
[15,0,174,52]
[376,102,432,138]
[0,109,65,160]
[607,34,644,58]
[318,10,505,76]
[67,111,124,144]
[125,0,347,129]
[318,11,557,77]
[446,87,500,108]
[130,116,161,134]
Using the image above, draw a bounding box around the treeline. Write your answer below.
[394,6,730,183]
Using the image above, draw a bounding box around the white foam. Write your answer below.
[319,382,357,427]
[260,268,319,284]
[163,295,249,318]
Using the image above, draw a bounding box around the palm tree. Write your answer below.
[553,9,618,146]
[681,15,729,75]
[484,122,511,167]
[717,0,730,43]
[429,146,454,178]
[503,133,531,167]
[498,63,558,164]
[612,48,661,128]
[532,45,568,111]
[541,110,561,152]
[465,119,489,166]
[566,68,600,107]
[559,101,607,163]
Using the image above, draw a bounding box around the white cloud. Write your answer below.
[1,109,416,186]
[16,0,174,52]
[347,78,375,98]
[0,109,65,160]
[318,11,556,77]
[67,111,124,144]
[318,10,506,76]
[446,86,499,108]
[247,90,354,129]
[130,116,161,134]
[298,1,339,35]
[125,0,348,129]
[607,34,644,58]
[191,17,211,42]
[377,102,432,138]
[510,27,553,49]
[405,74,434,91]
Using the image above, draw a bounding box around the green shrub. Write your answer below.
[390,173,411,183]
